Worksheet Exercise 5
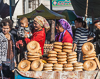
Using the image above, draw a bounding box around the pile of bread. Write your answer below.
[45,42,83,71]
[82,42,100,71]
[43,62,83,71]
[27,41,42,61]
[18,41,44,71]
[18,41,100,71]
[49,42,77,64]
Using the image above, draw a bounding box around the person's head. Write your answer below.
[0,19,13,35]
[56,20,64,33]
[94,20,100,29]
[33,16,50,31]
[20,17,28,27]
[56,19,73,37]
[75,18,83,28]
[83,21,86,28]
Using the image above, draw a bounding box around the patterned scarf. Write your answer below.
[34,16,50,29]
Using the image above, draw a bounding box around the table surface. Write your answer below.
[14,69,100,79]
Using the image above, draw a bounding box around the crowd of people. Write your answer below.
[0,16,100,79]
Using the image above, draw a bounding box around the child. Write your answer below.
[17,17,32,38]
[16,17,32,61]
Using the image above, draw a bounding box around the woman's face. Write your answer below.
[56,24,63,33]
[2,25,10,35]
[33,20,42,30]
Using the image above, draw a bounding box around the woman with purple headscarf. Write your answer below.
[55,19,73,43]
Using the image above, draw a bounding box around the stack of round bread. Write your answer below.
[43,64,53,71]
[62,42,72,53]
[73,62,83,71]
[63,64,73,71]
[83,51,96,60]
[53,64,63,71]
[27,51,41,61]
[27,41,42,61]
[53,42,63,52]
[82,42,96,60]
[67,52,77,64]
[82,42,98,71]
[57,52,67,64]
[47,51,57,64]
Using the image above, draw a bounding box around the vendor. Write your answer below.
[73,18,95,62]
[55,19,73,43]
[0,19,16,79]
[93,20,100,56]
[24,16,50,55]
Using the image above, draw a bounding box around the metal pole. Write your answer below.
[84,0,89,28]
[50,0,52,10]
[84,0,89,22]
[9,0,12,20]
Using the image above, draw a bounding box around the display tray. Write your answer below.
[15,69,100,79]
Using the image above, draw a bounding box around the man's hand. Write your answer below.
[73,43,77,52]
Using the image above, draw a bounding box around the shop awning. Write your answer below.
[17,4,66,19]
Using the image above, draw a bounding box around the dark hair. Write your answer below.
[0,19,13,29]
[75,18,85,27]
[75,18,83,23]
[83,21,86,28]
[56,20,62,27]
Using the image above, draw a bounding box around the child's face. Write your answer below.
[20,20,28,27]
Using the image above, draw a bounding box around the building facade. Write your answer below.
[2,0,50,26]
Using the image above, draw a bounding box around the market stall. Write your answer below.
[14,41,100,79]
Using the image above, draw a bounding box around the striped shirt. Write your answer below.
[73,27,95,52]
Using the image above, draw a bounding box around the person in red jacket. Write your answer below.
[55,19,73,43]
[24,16,50,55]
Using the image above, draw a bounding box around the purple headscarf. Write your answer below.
[55,19,73,42]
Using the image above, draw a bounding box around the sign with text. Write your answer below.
[52,0,73,10]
